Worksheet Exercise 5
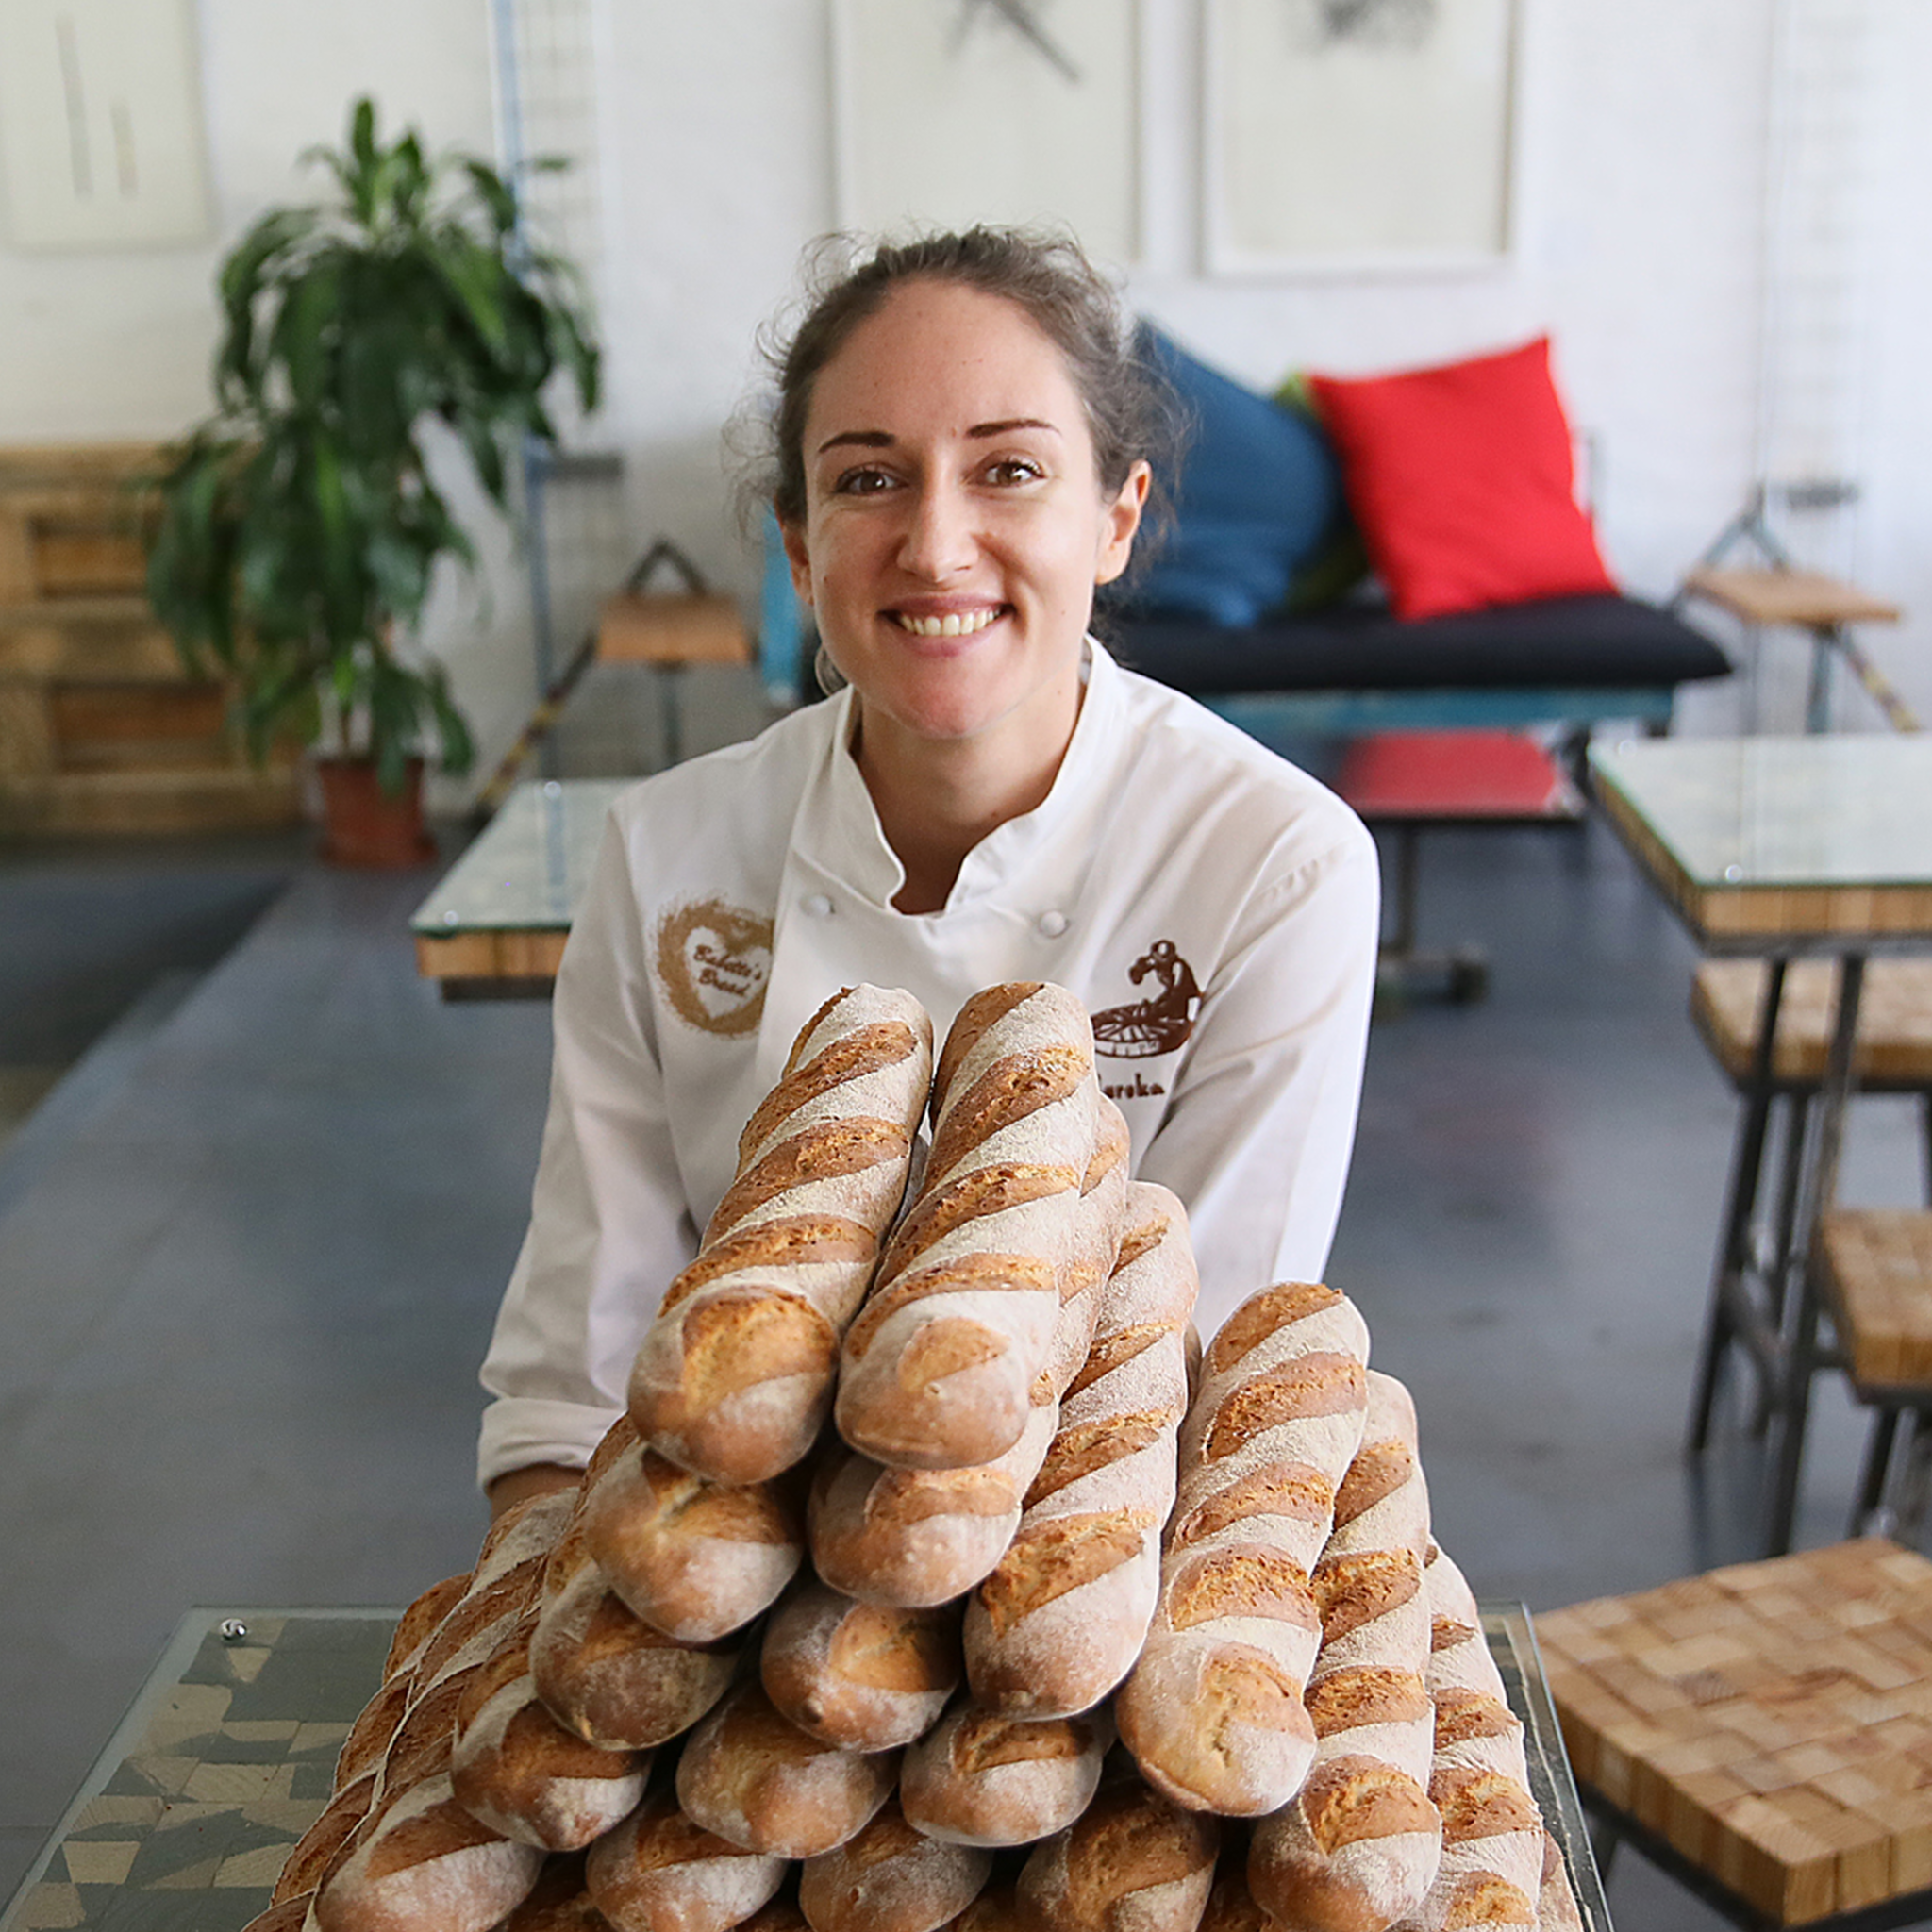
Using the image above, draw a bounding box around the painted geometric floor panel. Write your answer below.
[3,1612,391,1932]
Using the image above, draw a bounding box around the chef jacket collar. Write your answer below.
[803,637,1124,915]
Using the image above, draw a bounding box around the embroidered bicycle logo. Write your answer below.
[1091,939,1202,1061]
[656,898,774,1036]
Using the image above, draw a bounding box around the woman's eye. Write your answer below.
[832,466,895,496]
[985,457,1045,486]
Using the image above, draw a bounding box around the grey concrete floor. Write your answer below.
[0,718,1924,1928]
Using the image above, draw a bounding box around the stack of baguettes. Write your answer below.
[255,983,1582,1932]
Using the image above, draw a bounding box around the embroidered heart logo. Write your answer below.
[657,899,774,1036]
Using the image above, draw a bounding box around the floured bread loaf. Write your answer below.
[629,986,932,1485]
[1249,1370,1441,1929]
[583,1788,787,1932]
[1116,1279,1370,1816]
[898,1697,1110,1847]
[836,984,1104,1472]
[964,1182,1193,1718]
[798,1798,992,1932]
[1016,1767,1221,1932]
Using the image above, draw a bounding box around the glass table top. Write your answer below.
[4,1604,1609,1931]
[1590,736,1932,892]
[410,779,630,938]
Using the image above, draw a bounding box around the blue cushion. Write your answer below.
[1129,324,1344,627]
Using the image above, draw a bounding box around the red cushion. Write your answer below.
[1307,338,1616,622]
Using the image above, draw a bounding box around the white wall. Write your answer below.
[5,0,1928,788]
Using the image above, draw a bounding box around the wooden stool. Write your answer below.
[1539,1539,1932,1927]
[1688,961,1932,1462]
[1816,1210,1932,1535]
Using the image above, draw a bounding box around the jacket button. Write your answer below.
[1037,910,1068,938]
[803,893,834,918]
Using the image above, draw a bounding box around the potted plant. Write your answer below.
[143,97,599,864]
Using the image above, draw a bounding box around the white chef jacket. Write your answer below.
[477,640,1379,1488]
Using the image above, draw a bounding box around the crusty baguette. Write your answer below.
[337,1672,413,1789]
[531,1513,740,1752]
[898,1696,1111,1848]
[239,1898,315,1932]
[759,1579,960,1751]
[385,1573,472,1683]
[1249,1371,1441,1931]
[1537,1829,1584,1932]
[584,1787,788,1932]
[963,1181,1194,1718]
[273,1771,375,1905]
[450,1610,650,1850]
[797,1798,992,1932]
[1389,1548,1543,1932]
[580,1437,804,1643]
[313,1770,544,1932]
[674,1680,897,1858]
[1015,1767,1221,1932]
[835,984,1103,1472]
[1115,1280,1371,1816]
[628,986,933,1485]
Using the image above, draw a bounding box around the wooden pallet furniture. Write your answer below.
[1540,1539,1932,1928]
[0,443,301,836]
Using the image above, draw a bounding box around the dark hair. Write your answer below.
[755,226,1177,530]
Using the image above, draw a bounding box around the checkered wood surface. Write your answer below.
[1693,961,1932,1089]
[1817,1210,1932,1391]
[1539,1540,1932,1925]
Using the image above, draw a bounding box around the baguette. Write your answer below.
[759,1579,961,1751]
[385,1573,472,1683]
[629,986,933,1485]
[580,1437,804,1643]
[797,1798,992,1932]
[585,1787,788,1932]
[313,1771,543,1932]
[273,1771,375,1905]
[337,1673,414,1789]
[898,1697,1111,1847]
[531,1514,741,1751]
[497,1850,608,1928]
[1389,1549,1542,1932]
[450,1611,650,1850]
[1015,1768,1221,1932]
[1537,1830,1584,1932]
[835,984,1102,1472]
[1115,1280,1371,1816]
[1248,1371,1441,1931]
[674,1680,897,1858]
[963,1182,1193,1718]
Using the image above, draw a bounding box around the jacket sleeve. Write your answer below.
[1135,808,1381,1342]
[475,812,698,1489]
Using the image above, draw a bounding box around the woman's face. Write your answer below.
[781,278,1148,755]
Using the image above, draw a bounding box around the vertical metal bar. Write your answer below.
[1765,951,1866,1555]
[1806,625,1835,734]
[1689,958,1788,1452]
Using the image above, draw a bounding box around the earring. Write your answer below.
[813,643,847,696]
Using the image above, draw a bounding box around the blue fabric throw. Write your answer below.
[1128,323,1344,627]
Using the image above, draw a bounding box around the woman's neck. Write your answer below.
[853,685,1084,915]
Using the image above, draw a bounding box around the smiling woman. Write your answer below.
[477,228,1382,1515]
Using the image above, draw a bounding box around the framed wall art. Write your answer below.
[1204,0,1519,275]
[0,0,211,250]
[831,0,1141,266]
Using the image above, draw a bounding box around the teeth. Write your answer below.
[896,608,1000,638]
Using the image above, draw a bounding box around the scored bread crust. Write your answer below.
[898,1696,1111,1848]
[1015,1769,1221,1932]
[963,1181,1195,1719]
[759,1579,962,1752]
[674,1680,898,1860]
[1115,1278,1372,1816]
[1248,1370,1442,1930]
[835,985,1104,1473]
[797,1798,992,1932]
[1388,1547,1543,1932]
[628,986,933,1486]
[584,1787,788,1932]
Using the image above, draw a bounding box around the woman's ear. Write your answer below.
[1093,461,1152,587]
[779,515,816,606]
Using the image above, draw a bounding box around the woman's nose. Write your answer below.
[896,479,975,580]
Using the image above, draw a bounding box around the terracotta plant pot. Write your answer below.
[315,756,436,868]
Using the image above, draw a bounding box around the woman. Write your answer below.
[481,229,1379,1515]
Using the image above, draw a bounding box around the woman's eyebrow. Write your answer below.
[814,418,1062,458]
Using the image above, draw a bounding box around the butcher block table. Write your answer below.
[1590,735,1932,1555]
[411,778,627,997]
[1,1604,1609,1930]
[1541,1538,1932,1929]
